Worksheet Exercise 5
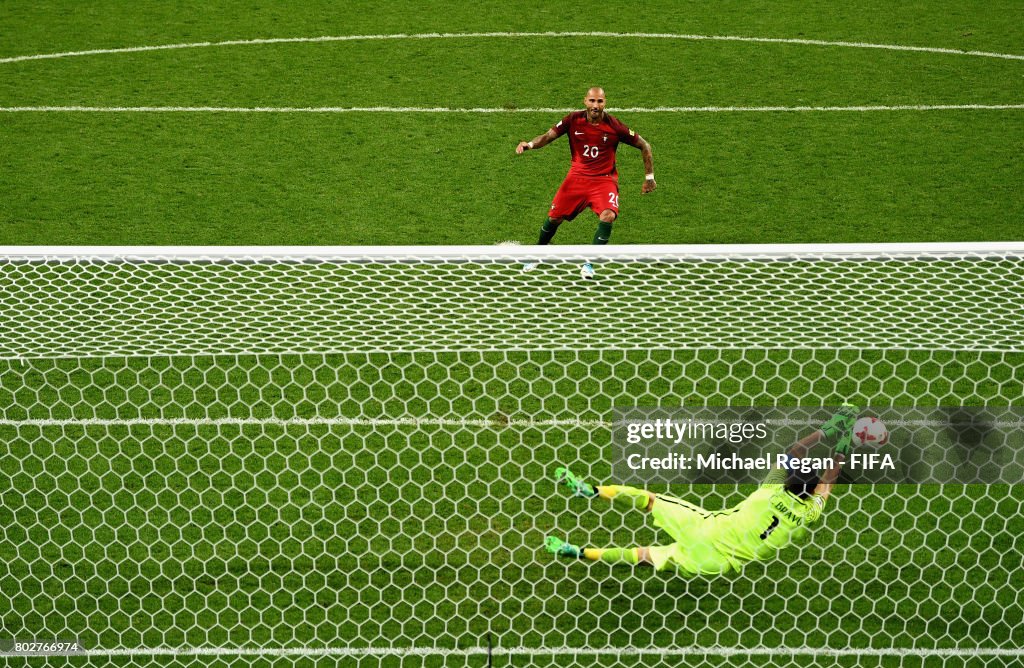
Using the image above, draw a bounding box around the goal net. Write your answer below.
[1,244,1022,667]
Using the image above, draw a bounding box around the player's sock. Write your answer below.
[537,218,561,245]
[593,221,613,245]
[597,485,653,511]
[584,547,639,565]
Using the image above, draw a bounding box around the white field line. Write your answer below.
[1,31,1023,65]
[2,104,1023,113]
[75,645,1024,658]
[0,416,610,428]
[2,417,1021,429]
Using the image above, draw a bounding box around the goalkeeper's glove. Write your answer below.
[833,431,854,458]
[819,404,859,442]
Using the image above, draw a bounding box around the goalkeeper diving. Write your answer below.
[545,407,859,574]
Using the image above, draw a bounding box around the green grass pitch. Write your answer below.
[1,0,1023,245]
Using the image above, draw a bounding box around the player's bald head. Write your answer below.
[583,87,606,121]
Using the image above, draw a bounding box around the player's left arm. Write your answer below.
[634,135,656,194]
[614,118,656,194]
[810,454,846,506]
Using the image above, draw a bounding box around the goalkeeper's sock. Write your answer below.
[597,485,653,511]
[584,547,639,565]
[537,218,561,245]
[593,221,613,245]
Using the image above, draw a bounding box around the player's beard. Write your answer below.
[587,107,602,122]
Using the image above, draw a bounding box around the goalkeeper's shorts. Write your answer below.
[648,495,737,575]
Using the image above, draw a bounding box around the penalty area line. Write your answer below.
[2,104,1024,113]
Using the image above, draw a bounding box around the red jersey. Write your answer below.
[551,110,641,177]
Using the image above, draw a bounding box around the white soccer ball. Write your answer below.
[852,417,889,447]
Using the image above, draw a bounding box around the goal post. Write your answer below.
[0,244,1022,666]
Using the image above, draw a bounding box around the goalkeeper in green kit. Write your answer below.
[544,407,858,575]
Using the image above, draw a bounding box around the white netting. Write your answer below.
[0,245,1022,666]
[1,245,1022,357]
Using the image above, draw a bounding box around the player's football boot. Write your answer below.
[554,466,597,498]
[580,262,596,279]
[545,535,583,559]
[819,404,860,441]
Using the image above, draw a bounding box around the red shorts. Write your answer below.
[549,173,619,221]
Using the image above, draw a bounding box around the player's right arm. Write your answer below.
[516,128,559,154]
[516,114,571,154]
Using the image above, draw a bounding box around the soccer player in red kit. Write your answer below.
[516,87,656,278]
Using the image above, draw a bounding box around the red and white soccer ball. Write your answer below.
[852,417,889,447]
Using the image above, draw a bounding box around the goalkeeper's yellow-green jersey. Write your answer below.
[704,482,826,572]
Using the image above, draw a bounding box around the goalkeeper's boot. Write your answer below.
[522,262,539,272]
[545,535,583,559]
[580,262,596,279]
[554,466,598,498]
[819,404,859,442]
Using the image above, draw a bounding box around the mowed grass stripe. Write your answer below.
[3,31,1023,66]
[5,104,1024,113]
[2,111,1021,245]
[4,38,1023,109]
[3,0,1024,60]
